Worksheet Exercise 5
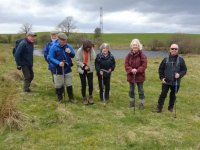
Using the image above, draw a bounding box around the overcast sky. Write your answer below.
[0,0,200,34]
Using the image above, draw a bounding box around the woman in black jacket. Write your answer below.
[95,43,115,102]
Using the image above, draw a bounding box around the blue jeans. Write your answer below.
[129,82,145,100]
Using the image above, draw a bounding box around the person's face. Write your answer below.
[59,38,67,46]
[102,47,109,55]
[85,46,92,51]
[51,34,57,40]
[27,35,37,43]
[170,44,179,56]
[131,42,139,53]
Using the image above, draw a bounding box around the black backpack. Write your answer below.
[13,38,24,56]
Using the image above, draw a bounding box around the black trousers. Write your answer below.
[79,73,93,97]
[22,66,34,91]
[97,74,111,100]
[158,83,180,108]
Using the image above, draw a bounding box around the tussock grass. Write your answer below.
[1,70,23,81]
[0,81,27,130]
[0,52,8,65]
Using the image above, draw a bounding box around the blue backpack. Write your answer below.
[13,38,24,56]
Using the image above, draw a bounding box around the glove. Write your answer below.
[17,66,21,70]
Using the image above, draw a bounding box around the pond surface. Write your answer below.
[34,49,168,59]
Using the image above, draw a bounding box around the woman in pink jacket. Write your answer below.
[125,39,147,109]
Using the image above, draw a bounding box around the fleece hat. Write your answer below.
[57,33,68,40]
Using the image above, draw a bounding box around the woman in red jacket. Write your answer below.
[125,39,147,109]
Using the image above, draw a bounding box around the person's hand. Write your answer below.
[108,68,112,72]
[85,65,90,71]
[17,66,21,70]
[59,61,64,67]
[65,48,71,53]
[162,78,166,84]
[131,68,137,74]
[175,73,180,79]
[100,71,103,75]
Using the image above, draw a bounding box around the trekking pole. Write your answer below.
[133,73,136,114]
[101,73,106,107]
[62,65,66,107]
[174,79,178,118]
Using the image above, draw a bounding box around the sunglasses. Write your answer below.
[171,48,178,50]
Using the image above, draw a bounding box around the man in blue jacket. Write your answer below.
[15,32,37,92]
[48,32,75,103]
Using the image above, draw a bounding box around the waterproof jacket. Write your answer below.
[15,38,34,67]
[75,47,96,74]
[44,40,54,62]
[95,51,116,77]
[43,40,56,70]
[48,40,75,75]
[159,54,187,85]
[125,51,147,83]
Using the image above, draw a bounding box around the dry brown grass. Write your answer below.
[0,53,8,64]
[0,80,27,130]
[1,70,23,81]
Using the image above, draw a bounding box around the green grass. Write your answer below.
[0,44,200,149]
[101,33,200,49]
[2,32,200,50]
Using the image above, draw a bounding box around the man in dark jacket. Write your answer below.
[95,43,115,101]
[155,44,187,113]
[48,32,75,103]
[15,32,37,92]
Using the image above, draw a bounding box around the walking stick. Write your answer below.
[174,79,178,118]
[100,69,110,107]
[102,74,106,107]
[62,65,66,107]
[133,73,136,114]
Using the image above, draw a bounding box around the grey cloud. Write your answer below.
[0,0,200,33]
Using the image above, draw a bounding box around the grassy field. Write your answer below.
[2,32,200,50]
[0,44,200,149]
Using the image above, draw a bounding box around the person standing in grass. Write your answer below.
[95,43,115,102]
[75,40,96,105]
[48,33,75,103]
[155,44,187,113]
[43,31,58,82]
[15,32,37,92]
[125,39,147,109]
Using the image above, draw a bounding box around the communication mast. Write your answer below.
[100,7,103,33]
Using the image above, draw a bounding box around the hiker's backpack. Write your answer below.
[165,56,180,67]
[12,38,24,56]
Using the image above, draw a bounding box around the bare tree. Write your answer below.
[19,23,32,35]
[57,16,76,36]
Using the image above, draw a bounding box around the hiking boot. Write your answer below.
[24,88,31,92]
[88,95,94,104]
[168,106,174,112]
[67,86,75,103]
[82,97,88,105]
[139,103,144,110]
[154,105,162,113]
[129,101,135,108]
[56,88,63,102]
